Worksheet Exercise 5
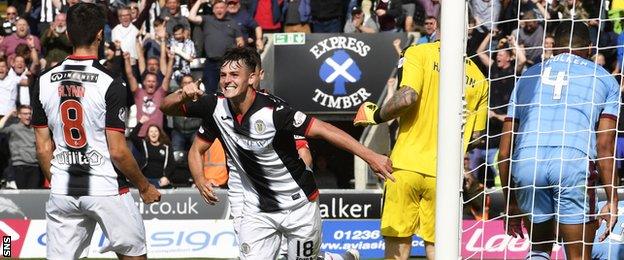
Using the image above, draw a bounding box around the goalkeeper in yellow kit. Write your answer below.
[354,41,489,260]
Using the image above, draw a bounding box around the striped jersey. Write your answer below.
[507,53,620,158]
[31,55,132,196]
[184,91,318,213]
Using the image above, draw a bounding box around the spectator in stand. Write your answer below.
[53,0,79,14]
[0,58,20,119]
[470,0,501,57]
[0,6,19,36]
[161,0,191,36]
[188,0,244,94]
[310,0,344,33]
[101,41,125,76]
[12,44,40,106]
[511,10,544,66]
[129,1,141,21]
[250,0,283,33]
[137,35,167,85]
[401,0,417,32]
[41,13,72,68]
[170,74,203,153]
[37,0,57,36]
[554,0,600,43]
[142,17,167,61]
[282,0,311,33]
[344,7,379,33]
[125,49,174,138]
[0,58,16,188]
[169,24,196,84]
[112,7,140,65]
[8,0,32,16]
[373,0,401,32]
[593,53,606,68]
[416,16,438,44]
[474,33,525,187]
[0,106,41,189]
[11,41,40,87]
[129,115,175,188]
[227,0,264,52]
[533,34,554,65]
[417,0,440,20]
[130,0,157,30]
[0,19,41,63]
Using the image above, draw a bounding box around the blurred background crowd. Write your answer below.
[1,0,624,210]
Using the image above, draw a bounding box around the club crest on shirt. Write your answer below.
[254,119,266,134]
[240,243,250,255]
[293,111,306,128]
[118,107,127,123]
[198,126,205,134]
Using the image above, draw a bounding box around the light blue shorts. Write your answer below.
[511,147,597,225]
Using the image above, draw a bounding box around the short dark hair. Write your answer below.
[153,17,165,27]
[173,24,185,33]
[67,3,106,48]
[181,74,194,81]
[221,47,258,73]
[18,105,32,111]
[554,21,591,48]
[425,16,437,21]
[251,49,261,70]
[143,72,158,80]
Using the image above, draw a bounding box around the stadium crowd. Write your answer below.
[0,0,622,198]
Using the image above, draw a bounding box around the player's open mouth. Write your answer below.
[224,85,236,91]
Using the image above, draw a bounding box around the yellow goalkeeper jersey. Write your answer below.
[392,41,489,177]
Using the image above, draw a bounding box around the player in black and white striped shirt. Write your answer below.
[32,3,160,259]
[161,47,394,259]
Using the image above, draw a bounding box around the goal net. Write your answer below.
[459,0,624,259]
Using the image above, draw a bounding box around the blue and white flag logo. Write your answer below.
[319,50,362,95]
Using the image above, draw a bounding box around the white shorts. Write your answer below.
[238,200,321,260]
[45,192,147,259]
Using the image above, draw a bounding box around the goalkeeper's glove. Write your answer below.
[353,102,383,126]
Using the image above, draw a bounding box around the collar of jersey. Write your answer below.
[68,55,97,60]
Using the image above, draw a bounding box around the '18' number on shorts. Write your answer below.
[296,240,314,257]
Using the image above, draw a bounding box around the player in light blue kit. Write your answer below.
[498,21,620,259]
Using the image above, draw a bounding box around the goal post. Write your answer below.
[435,1,468,259]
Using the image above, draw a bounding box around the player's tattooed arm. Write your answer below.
[34,127,54,181]
[379,86,418,122]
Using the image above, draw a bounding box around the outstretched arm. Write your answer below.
[188,0,205,24]
[477,33,494,68]
[160,80,203,116]
[123,52,139,93]
[353,86,418,126]
[306,119,394,181]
